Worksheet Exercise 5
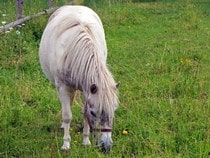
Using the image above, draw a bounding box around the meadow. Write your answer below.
[0,0,210,157]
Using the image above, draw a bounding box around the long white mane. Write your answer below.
[46,6,119,117]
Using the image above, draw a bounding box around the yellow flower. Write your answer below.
[185,59,191,63]
[180,58,191,64]
[122,130,128,135]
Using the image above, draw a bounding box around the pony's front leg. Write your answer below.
[57,85,73,150]
[82,118,91,145]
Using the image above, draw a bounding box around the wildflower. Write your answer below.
[180,58,191,64]
[9,27,13,31]
[2,14,6,17]
[22,23,25,26]
[122,129,128,135]
[5,31,10,33]
[185,59,191,63]
[16,30,20,35]
[1,21,6,25]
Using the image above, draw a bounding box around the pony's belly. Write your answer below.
[39,53,55,84]
[39,38,58,85]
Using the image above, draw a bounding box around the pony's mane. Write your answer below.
[57,20,119,118]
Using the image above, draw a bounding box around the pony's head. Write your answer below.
[84,82,120,152]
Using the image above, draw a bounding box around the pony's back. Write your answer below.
[39,5,107,85]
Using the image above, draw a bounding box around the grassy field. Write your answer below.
[0,0,210,157]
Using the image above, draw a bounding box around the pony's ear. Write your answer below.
[90,84,98,94]
[116,82,121,89]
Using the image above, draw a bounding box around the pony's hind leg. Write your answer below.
[57,84,75,150]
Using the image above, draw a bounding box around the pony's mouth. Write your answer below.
[99,133,113,153]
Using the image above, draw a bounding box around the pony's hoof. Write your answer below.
[61,145,70,150]
[61,142,70,150]
[82,139,91,146]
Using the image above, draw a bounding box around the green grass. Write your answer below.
[0,0,210,157]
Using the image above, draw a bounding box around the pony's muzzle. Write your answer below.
[99,132,113,153]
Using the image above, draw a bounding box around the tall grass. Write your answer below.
[0,0,210,157]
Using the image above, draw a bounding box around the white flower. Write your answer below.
[16,30,20,35]
[22,23,25,26]
[2,14,6,17]
[17,25,22,28]
[1,21,6,25]
[9,27,13,31]
[5,31,10,33]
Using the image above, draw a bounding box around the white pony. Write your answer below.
[39,5,119,152]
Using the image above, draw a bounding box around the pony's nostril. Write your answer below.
[100,144,111,153]
[99,139,112,153]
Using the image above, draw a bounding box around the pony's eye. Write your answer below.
[90,84,97,94]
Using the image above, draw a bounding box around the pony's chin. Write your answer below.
[99,132,113,153]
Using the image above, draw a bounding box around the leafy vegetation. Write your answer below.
[0,0,209,157]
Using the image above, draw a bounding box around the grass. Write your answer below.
[0,0,210,157]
